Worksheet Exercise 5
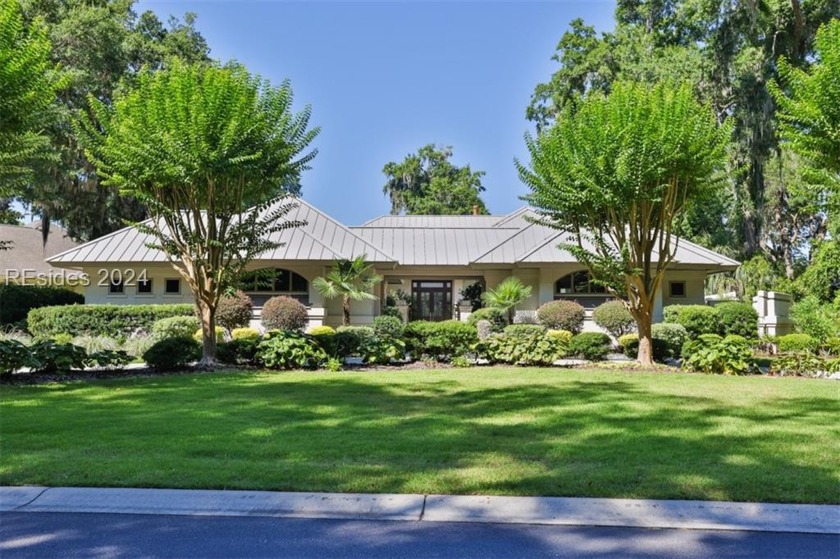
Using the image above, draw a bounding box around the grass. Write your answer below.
[1,367,838,504]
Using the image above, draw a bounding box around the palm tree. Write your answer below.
[313,256,382,326]
[482,277,532,324]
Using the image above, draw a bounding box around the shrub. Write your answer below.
[334,326,375,358]
[86,349,132,368]
[71,335,120,355]
[476,320,494,341]
[593,300,635,338]
[0,340,37,375]
[52,333,73,345]
[477,331,567,365]
[681,333,723,360]
[790,295,838,343]
[215,291,253,331]
[503,324,545,336]
[231,327,261,341]
[467,308,506,331]
[359,335,406,364]
[217,338,261,365]
[512,310,539,324]
[0,284,84,326]
[823,337,840,357]
[143,336,201,370]
[777,333,818,353]
[261,296,308,331]
[663,305,720,338]
[771,352,828,377]
[545,329,573,345]
[152,316,201,340]
[537,300,585,333]
[715,302,758,338]
[193,327,225,344]
[308,325,337,355]
[651,323,688,358]
[27,304,195,338]
[381,306,403,321]
[682,335,756,375]
[567,332,611,361]
[373,315,405,340]
[404,320,477,361]
[27,341,88,374]
[257,330,326,370]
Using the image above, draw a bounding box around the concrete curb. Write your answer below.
[1,487,838,534]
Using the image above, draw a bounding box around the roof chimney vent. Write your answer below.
[472,205,479,216]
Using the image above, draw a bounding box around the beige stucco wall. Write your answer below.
[73,262,711,330]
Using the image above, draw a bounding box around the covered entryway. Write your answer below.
[412,280,452,321]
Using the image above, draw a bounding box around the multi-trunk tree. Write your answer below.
[82,62,319,365]
[519,81,731,365]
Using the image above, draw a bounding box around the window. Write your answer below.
[137,279,153,294]
[239,268,308,294]
[165,278,181,294]
[669,281,686,298]
[554,271,606,295]
[109,279,124,294]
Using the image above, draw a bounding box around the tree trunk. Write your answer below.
[636,307,655,367]
[342,295,351,326]
[197,299,218,368]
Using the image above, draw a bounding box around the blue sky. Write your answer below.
[139,0,616,225]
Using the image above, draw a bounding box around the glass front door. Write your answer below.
[412,280,452,321]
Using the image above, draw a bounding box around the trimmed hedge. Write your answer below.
[777,333,819,353]
[567,332,611,361]
[715,302,758,338]
[0,284,83,326]
[592,300,635,338]
[27,304,195,339]
[404,320,477,361]
[663,304,720,338]
[261,296,308,331]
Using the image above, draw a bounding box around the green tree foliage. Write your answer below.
[519,81,730,365]
[0,0,57,247]
[771,18,840,234]
[81,62,319,365]
[15,0,210,242]
[528,0,839,259]
[313,256,382,326]
[481,277,533,324]
[382,144,488,215]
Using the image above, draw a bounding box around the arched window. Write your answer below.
[554,271,607,296]
[239,268,308,294]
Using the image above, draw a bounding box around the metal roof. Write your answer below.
[351,227,513,266]
[360,215,505,228]
[48,198,395,265]
[47,199,739,270]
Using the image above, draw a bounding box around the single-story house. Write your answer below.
[46,198,739,328]
[0,221,84,291]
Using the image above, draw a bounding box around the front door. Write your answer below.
[412,280,452,321]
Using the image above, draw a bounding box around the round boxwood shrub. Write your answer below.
[715,302,758,338]
[231,327,261,341]
[193,327,225,344]
[308,325,337,355]
[151,316,200,340]
[142,336,201,370]
[567,332,611,361]
[261,296,308,331]
[537,300,585,333]
[663,305,721,338]
[373,315,405,340]
[467,308,506,331]
[777,333,818,353]
[215,291,253,331]
[592,300,635,338]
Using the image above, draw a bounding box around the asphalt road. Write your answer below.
[1,512,838,559]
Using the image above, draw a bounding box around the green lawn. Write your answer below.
[1,368,837,504]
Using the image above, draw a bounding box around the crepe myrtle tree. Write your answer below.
[518,81,730,365]
[81,62,319,366]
